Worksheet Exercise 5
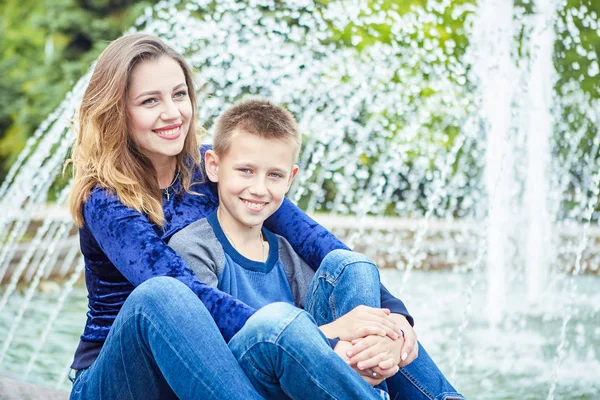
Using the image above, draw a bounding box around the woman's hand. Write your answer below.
[387,313,418,367]
[348,313,418,368]
[347,335,402,371]
[319,305,402,342]
[333,340,391,386]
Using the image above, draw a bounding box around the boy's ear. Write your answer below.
[204,150,220,183]
[286,164,300,192]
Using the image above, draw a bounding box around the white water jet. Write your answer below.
[0,1,598,396]
[524,0,558,304]
[470,0,517,327]
[23,258,84,378]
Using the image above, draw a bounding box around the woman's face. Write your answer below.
[126,56,192,168]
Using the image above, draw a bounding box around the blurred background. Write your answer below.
[0,0,599,398]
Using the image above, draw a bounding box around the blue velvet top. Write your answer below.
[71,146,413,370]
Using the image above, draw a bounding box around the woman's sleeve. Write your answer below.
[83,188,255,341]
[264,198,414,326]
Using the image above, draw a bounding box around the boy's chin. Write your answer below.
[239,214,274,229]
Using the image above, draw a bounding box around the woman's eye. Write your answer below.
[174,91,188,99]
[142,98,158,105]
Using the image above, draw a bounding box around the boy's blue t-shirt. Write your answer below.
[207,212,295,309]
[169,210,316,310]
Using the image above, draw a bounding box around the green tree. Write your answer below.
[0,0,150,181]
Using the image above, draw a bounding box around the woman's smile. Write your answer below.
[153,123,182,140]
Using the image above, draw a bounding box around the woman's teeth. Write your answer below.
[156,127,179,136]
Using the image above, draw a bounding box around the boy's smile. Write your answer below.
[241,199,268,212]
[205,129,299,240]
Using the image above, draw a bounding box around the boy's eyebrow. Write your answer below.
[134,83,187,99]
[269,167,288,174]
[233,162,289,174]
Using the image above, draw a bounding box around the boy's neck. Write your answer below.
[216,207,267,262]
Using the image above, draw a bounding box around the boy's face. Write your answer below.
[205,129,299,231]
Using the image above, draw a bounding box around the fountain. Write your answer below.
[469,0,517,328]
[0,0,598,398]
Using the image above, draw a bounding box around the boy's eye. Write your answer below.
[239,168,251,174]
[269,173,283,178]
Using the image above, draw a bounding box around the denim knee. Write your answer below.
[322,249,374,268]
[126,276,191,312]
[320,249,379,284]
[240,302,308,343]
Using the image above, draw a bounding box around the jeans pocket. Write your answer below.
[70,368,89,396]
[68,369,78,384]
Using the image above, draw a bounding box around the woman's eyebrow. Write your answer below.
[134,83,186,100]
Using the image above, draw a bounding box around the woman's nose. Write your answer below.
[160,99,180,120]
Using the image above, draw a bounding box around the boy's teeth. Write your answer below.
[243,200,264,209]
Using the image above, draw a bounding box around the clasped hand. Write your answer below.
[321,306,418,386]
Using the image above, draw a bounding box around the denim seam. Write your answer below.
[236,308,303,359]
[117,314,136,400]
[436,392,465,400]
[396,366,435,400]
[325,259,378,287]
[308,276,328,321]
[119,310,219,399]
[238,312,342,400]
[273,314,343,400]
[70,368,88,395]
[240,346,279,383]
[307,284,317,316]
[321,259,378,320]
[330,289,338,320]
[273,308,304,344]
[240,340,341,399]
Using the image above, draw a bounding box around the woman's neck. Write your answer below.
[153,157,177,189]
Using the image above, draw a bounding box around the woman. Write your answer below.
[66,33,462,400]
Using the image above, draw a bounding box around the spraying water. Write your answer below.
[0,0,598,396]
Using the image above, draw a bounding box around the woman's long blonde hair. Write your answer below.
[67,34,202,227]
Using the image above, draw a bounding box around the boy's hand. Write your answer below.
[319,305,402,341]
[333,340,389,386]
[347,314,418,368]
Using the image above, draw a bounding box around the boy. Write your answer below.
[169,100,410,398]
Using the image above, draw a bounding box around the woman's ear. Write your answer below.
[204,150,220,183]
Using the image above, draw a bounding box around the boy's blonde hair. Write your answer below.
[67,33,203,227]
[213,99,301,159]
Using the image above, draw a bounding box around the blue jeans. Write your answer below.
[71,251,463,400]
[70,277,263,400]
[228,302,388,399]
[70,276,386,399]
[306,249,465,400]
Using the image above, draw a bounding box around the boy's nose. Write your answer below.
[248,178,267,196]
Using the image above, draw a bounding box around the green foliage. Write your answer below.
[0,0,598,218]
[0,0,151,181]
